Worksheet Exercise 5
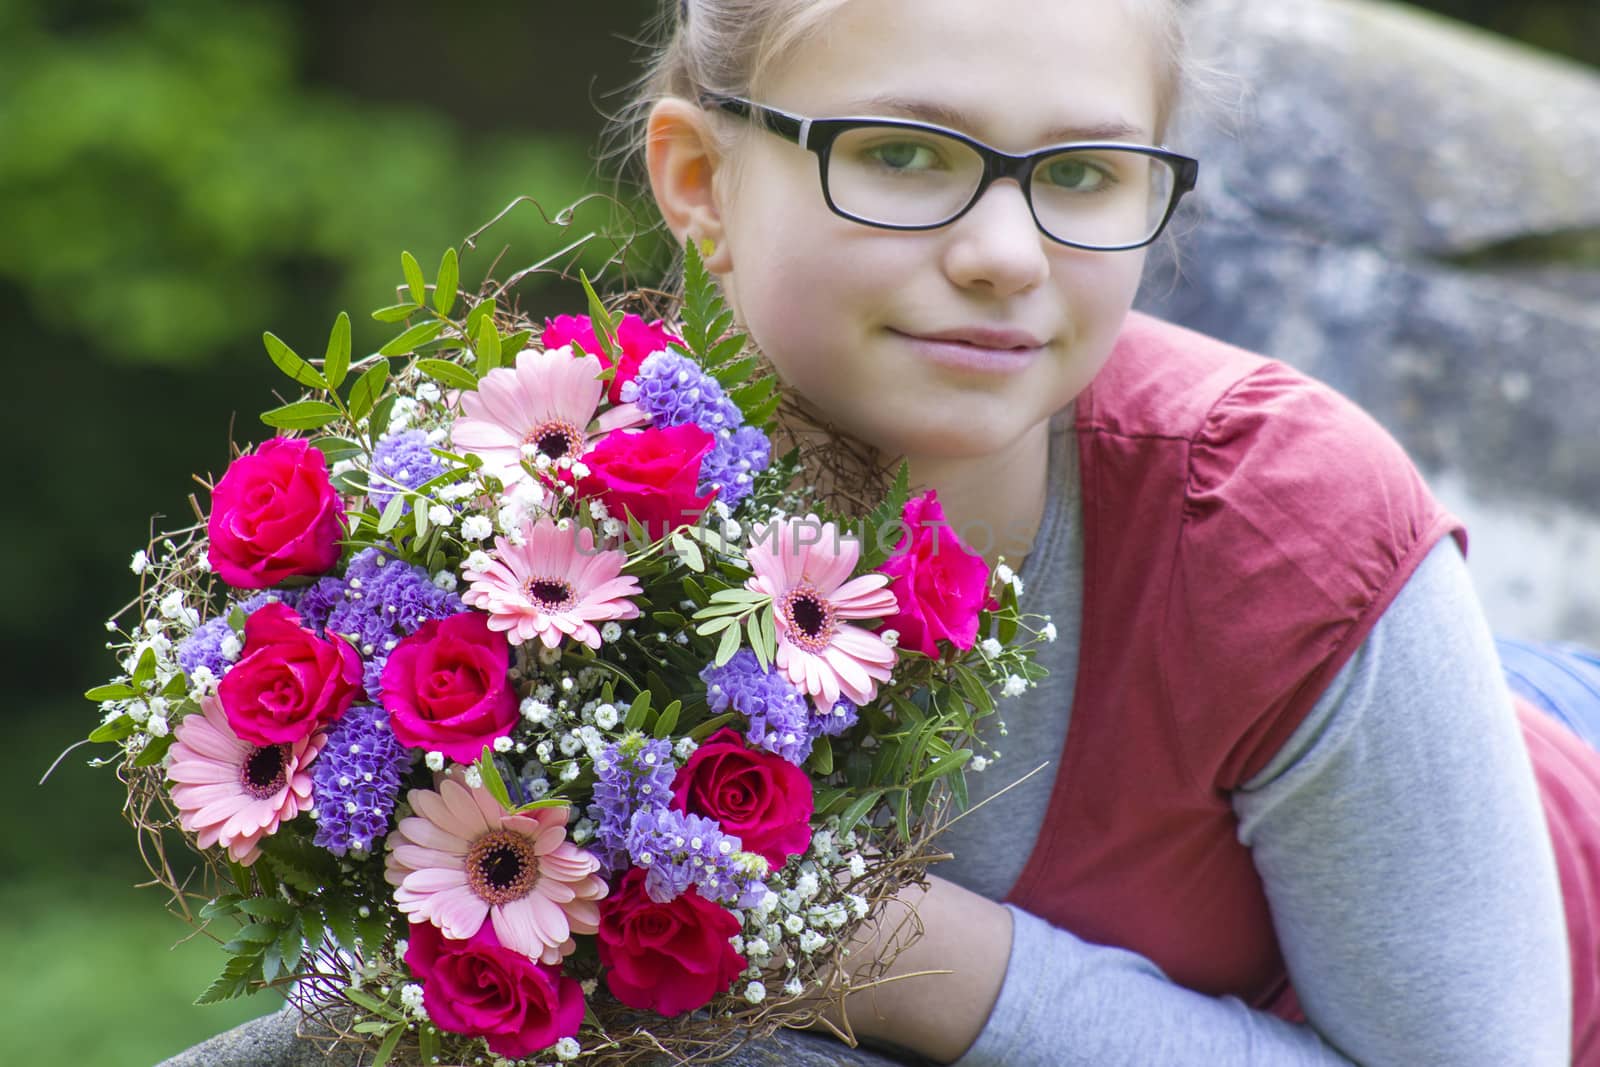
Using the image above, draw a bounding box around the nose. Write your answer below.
[940,178,1051,296]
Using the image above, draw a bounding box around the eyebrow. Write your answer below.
[845,93,1146,144]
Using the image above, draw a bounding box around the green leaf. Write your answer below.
[808,734,834,775]
[414,357,479,392]
[133,734,174,766]
[260,938,282,984]
[323,312,352,389]
[578,270,619,359]
[859,461,914,570]
[195,955,260,1005]
[625,691,652,731]
[477,746,514,811]
[401,250,426,305]
[200,894,243,922]
[746,611,768,671]
[357,906,390,951]
[694,617,736,637]
[84,682,137,702]
[347,361,390,422]
[263,332,328,390]
[301,909,325,955]
[671,532,704,572]
[311,436,364,465]
[379,319,444,357]
[413,497,430,540]
[87,716,135,743]
[372,302,421,323]
[237,897,294,923]
[231,922,280,945]
[371,1023,405,1067]
[324,901,358,951]
[130,645,158,688]
[652,700,681,739]
[714,618,741,666]
[434,247,459,316]
[345,987,403,1022]
[465,297,496,337]
[997,580,1019,644]
[688,712,738,741]
[376,493,407,535]
[501,329,531,362]
[474,315,502,377]
[914,748,972,784]
[418,1022,440,1065]
[370,395,397,438]
[837,789,884,835]
[260,400,342,431]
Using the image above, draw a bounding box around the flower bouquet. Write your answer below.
[80,225,1048,1065]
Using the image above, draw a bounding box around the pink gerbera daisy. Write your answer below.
[167,694,326,866]
[461,518,642,649]
[450,346,647,485]
[385,778,608,965]
[745,514,900,712]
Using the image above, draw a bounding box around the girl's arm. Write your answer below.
[835,538,1571,1065]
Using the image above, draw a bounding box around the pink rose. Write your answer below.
[405,921,584,1058]
[207,437,345,589]
[216,601,362,746]
[597,868,745,1016]
[380,611,516,762]
[875,490,992,658]
[573,424,717,540]
[542,313,680,405]
[670,728,813,870]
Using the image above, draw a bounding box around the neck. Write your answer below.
[903,416,1056,575]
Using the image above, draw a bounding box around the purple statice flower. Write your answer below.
[176,590,303,682]
[700,649,854,764]
[293,574,346,635]
[368,430,444,514]
[698,425,770,511]
[177,616,234,681]
[620,351,771,510]
[324,547,464,693]
[625,807,768,908]
[622,351,743,434]
[311,705,412,856]
[588,736,677,870]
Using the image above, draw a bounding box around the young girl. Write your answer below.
[631,0,1600,1064]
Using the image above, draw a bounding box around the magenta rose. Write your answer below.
[542,312,680,405]
[597,868,745,1016]
[573,424,718,540]
[207,436,345,589]
[670,728,813,870]
[380,611,516,762]
[405,921,584,1058]
[216,601,362,746]
[875,490,992,658]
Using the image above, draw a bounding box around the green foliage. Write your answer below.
[0,1,596,369]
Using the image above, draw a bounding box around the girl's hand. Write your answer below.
[816,873,1013,1064]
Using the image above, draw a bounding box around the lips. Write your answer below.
[895,326,1046,350]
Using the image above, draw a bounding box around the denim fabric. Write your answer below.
[1498,637,1600,751]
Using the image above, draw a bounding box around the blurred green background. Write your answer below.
[6,1,1595,1064]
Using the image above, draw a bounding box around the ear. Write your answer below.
[645,97,735,274]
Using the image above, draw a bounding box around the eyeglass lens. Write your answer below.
[826,126,1177,248]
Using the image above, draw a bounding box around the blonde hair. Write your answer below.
[603,0,1202,209]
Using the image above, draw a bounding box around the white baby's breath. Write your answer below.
[130,550,149,574]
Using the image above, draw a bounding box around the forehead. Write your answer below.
[757,0,1163,150]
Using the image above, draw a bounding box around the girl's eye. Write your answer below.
[861,139,944,172]
[1039,157,1113,192]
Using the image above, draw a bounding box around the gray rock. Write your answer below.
[155,1004,922,1067]
[1137,0,1600,643]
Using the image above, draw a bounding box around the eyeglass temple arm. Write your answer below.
[699,92,811,148]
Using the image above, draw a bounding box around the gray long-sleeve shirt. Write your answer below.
[941,415,1571,1066]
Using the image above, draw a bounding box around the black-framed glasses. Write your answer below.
[702,92,1199,252]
